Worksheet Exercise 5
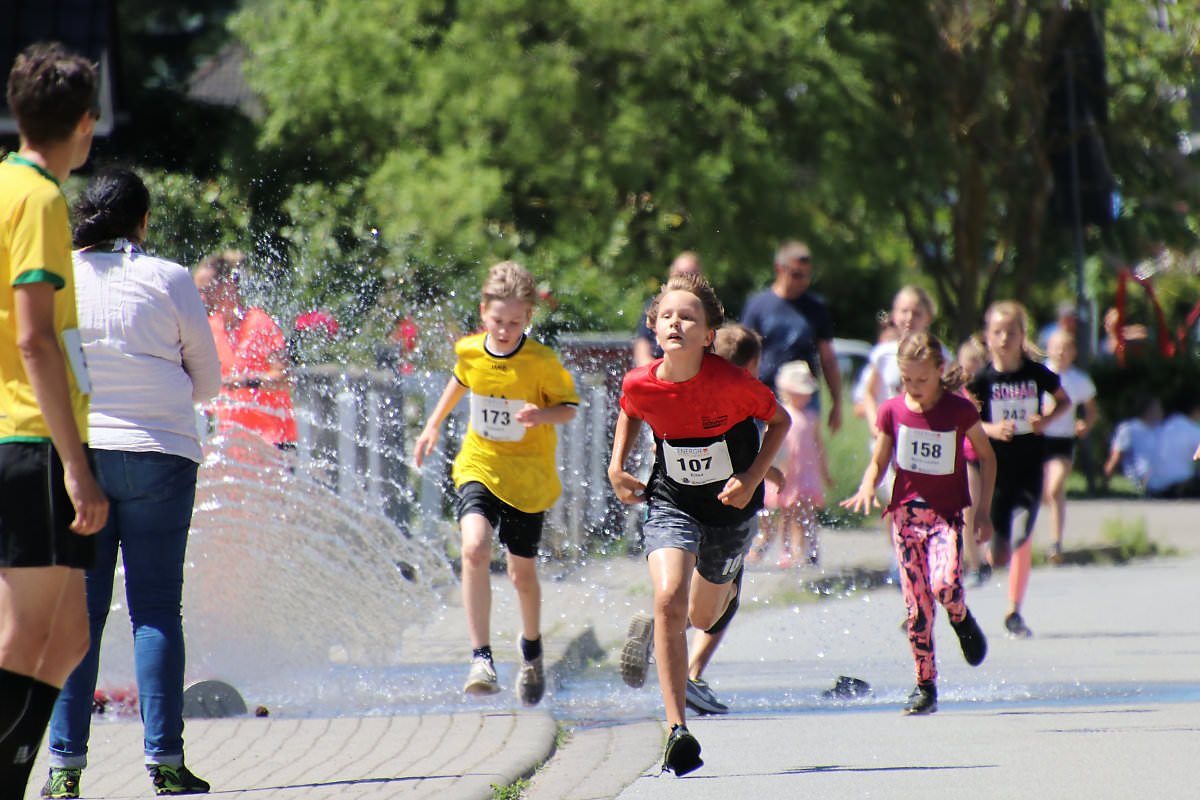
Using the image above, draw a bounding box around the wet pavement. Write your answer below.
[24,499,1200,799]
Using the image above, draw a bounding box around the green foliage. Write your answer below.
[1101,515,1158,562]
[490,777,530,800]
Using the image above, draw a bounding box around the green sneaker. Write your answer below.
[147,764,210,795]
[40,767,82,799]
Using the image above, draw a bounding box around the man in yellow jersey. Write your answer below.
[1,41,108,795]
[414,261,578,705]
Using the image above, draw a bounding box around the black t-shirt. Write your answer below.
[740,289,834,390]
[967,357,1062,469]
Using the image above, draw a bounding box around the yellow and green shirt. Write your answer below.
[451,332,579,513]
[0,154,89,442]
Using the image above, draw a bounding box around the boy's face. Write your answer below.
[70,109,97,170]
[654,289,713,355]
[480,298,532,355]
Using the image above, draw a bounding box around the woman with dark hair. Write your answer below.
[41,167,220,797]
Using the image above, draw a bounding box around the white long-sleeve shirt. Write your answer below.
[74,240,221,462]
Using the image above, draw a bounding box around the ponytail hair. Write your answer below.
[73,167,150,249]
[897,330,965,392]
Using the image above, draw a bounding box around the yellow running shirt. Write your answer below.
[0,155,89,442]
[451,332,579,513]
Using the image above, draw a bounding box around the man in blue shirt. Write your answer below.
[741,241,843,432]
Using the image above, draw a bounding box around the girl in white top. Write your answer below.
[1041,330,1098,561]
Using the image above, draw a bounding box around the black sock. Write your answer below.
[520,636,542,662]
[0,669,60,790]
[705,564,745,635]
[472,646,493,662]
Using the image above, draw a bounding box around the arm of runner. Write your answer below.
[718,399,790,508]
[414,377,467,468]
[14,283,108,535]
[1032,387,1072,433]
[515,402,576,428]
[841,430,892,514]
[965,421,995,543]
[818,339,843,433]
[861,366,882,436]
[607,409,647,503]
[1076,397,1100,437]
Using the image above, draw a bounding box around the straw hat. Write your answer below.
[776,360,818,395]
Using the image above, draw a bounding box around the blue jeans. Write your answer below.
[48,450,199,768]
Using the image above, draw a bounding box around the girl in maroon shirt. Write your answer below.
[842,332,996,715]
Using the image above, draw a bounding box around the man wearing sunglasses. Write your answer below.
[741,241,843,433]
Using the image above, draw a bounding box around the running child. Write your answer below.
[609,274,789,775]
[842,331,995,715]
[967,301,1071,638]
[1041,329,1098,563]
[957,336,991,585]
[756,361,831,568]
[682,323,780,717]
[414,261,578,705]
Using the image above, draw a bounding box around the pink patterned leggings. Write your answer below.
[893,502,967,683]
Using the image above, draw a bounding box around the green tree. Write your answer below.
[822,1,1200,341]
[231,0,904,341]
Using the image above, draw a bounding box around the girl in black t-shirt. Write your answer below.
[967,302,1071,639]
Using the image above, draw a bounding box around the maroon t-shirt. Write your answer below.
[621,353,779,526]
[876,391,981,519]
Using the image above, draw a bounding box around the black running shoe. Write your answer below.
[662,724,703,776]
[821,675,872,700]
[951,609,988,666]
[974,563,993,586]
[685,677,729,715]
[903,682,938,715]
[1005,611,1033,639]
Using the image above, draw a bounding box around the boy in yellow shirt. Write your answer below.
[415,261,578,704]
[1,42,108,795]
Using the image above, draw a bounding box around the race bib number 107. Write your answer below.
[662,440,734,486]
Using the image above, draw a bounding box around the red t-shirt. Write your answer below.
[620,353,779,526]
[876,391,980,519]
[209,308,298,445]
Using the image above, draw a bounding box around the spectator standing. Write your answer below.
[741,241,843,432]
[0,42,108,795]
[43,168,219,796]
[193,251,298,449]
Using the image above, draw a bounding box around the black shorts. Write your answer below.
[1043,436,1076,461]
[455,481,544,559]
[0,441,96,569]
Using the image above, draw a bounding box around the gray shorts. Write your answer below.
[642,503,755,584]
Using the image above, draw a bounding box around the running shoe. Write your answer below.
[903,681,938,715]
[147,764,210,795]
[40,767,81,799]
[463,654,501,695]
[821,675,872,700]
[1005,611,1033,639]
[950,609,988,666]
[662,724,703,776]
[516,654,545,706]
[620,612,654,689]
[685,677,729,715]
[974,563,993,586]
[1049,542,1064,565]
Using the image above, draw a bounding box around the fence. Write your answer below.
[289,336,636,555]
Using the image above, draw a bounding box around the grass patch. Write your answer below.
[554,722,573,750]
[491,777,530,800]
[1101,515,1173,560]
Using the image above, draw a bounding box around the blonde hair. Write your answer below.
[713,323,762,369]
[984,300,1042,358]
[481,261,538,306]
[896,285,937,320]
[645,272,726,331]
[957,334,987,378]
[897,331,965,392]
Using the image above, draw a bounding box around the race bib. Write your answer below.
[663,439,734,486]
[469,394,526,442]
[896,425,955,475]
[61,328,92,394]
[992,397,1038,435]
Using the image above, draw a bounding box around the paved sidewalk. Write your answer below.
[23,499,1200,799]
